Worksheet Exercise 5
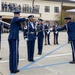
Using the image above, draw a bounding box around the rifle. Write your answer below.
[0,20,10,26]
[1,20,53,34]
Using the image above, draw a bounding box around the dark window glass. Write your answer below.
[33,5,40,13]
[45,6,50,12]
[22,4,29,13]
[54,7,59,13]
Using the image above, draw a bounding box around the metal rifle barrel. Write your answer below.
[36,28,52,33]
[0,20,53,33]
[0,20,10,26]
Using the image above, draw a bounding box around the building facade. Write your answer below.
[0,0,75,25]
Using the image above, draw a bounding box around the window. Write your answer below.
[44,6,50,12]
[23,4,29,13]
[54,7,59,13]
[34,5,40,13]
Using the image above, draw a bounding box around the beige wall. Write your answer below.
[0,12,40,19]
[0,0,1,11]
[35,1,61,20]
[2,0,61,20]
[1,0,75,23]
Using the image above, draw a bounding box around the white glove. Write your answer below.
[50,28,53,31]
[25,38,28,41]
[55,31,58,34]
[24,26,27,29]
[47,31,50,34]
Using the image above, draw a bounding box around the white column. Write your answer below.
[0,0,1,11]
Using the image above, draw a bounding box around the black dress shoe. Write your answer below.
[48,44,51,45]
[54,43,56,45]
[10,71,14,73]
[56,43,59,45]
[13,70,20,74]
[44,44,47,45]
[28,60,35,62]
[0,58,2,60]
[38,53,42,55]
[31,60,35,62]
[69,61,75,64]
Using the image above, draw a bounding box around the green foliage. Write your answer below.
[55,11,69,26]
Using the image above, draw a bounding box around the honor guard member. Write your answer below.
[24,15,36,62]
[37,19,44,55]
[8,9,26,73]
[0,16,2,60]
[57,17,75,64]
[0,16,9,60]
[53,21,59,45]
[44,21,50,45]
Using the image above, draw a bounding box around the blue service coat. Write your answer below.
[57,22,75,41]
[24,22,36,41]
[0,22,2,34]
[37,24,44,38]
[53,24,59,34]
[0,22,3,46]
[44,24,50,44]
[44,24,50,34]
[8,17,26,40]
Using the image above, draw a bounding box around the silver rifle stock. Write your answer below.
[0,20,10,26]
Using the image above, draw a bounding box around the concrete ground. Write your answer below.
[0,32,75,75]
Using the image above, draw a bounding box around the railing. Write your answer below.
[1,2,40,14]
[1,7,39,14]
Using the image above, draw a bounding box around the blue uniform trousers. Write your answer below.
[38,37,43,54]
[0,34,1,50]
[8,39,19,72]
[45,34,50,44]
[54,33,58,44]
[71,40,75,62]
[27,40,35,61]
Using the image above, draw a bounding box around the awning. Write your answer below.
[66,9,75,12]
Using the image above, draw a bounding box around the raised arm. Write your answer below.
[57,25,66,31]
[14,18,26,23]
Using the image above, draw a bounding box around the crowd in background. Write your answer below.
[1,2,39,13]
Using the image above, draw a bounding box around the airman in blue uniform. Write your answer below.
[37,19,44,55]
[57,17,75,64]
[0,16,2,58]
[24,15,36,62]
[0,16,9,60]
[53,21,59,45]
[44,21,50,45]
[8,9,26,73]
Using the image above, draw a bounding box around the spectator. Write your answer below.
[1,2,4,11]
